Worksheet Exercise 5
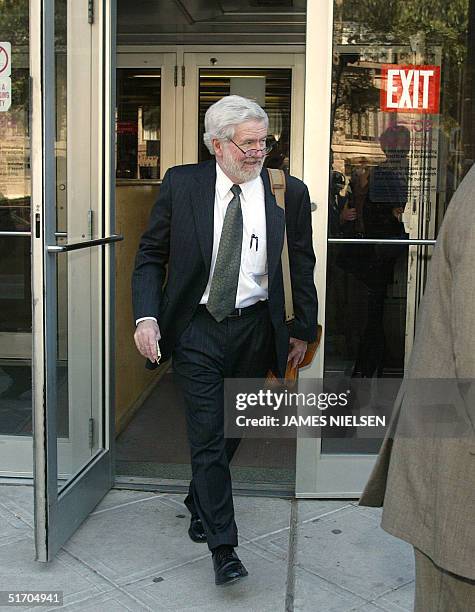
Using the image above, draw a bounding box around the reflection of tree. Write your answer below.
[338,0,469,59]
[462,0,475,163]
[331,54,380,140]
[332,62,380,143]
[333,0,475,186]
[0,0,29,116]
[0,0,29,46]
[335,0,475,142]
[0,0,67,44]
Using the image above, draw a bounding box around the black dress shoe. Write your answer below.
[212,545,248,586]
[188,516,207,543]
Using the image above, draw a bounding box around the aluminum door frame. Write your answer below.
[298,1,439,497]
[31,0,117,561]
[298,0,381,497]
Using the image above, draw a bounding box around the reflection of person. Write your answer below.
[366,125,409,234]
[328,170,350,236]
[132,95,318,586]
[341,161,369,235]
[343,126,409,237]
[360,164,475,610]
[337,128,409,377]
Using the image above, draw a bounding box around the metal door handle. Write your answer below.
[47,234,124,252]
[328,238,436,245]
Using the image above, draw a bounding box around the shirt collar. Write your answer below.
[215,162,262,202]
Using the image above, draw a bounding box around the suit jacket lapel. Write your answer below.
[261,167,285,290]
[190,163,285,286]
[191,161,216,277]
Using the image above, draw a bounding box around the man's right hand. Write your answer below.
[134,319,161,362]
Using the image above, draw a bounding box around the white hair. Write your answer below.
[203,95,269,155]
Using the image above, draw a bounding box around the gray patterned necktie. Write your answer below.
[206,184,243,322]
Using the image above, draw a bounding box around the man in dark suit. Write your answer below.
[132,95,318,586]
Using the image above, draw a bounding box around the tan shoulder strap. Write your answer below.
[267,167,286,208]
[267,168,294,322]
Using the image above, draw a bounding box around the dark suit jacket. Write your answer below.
[132,160,318,377]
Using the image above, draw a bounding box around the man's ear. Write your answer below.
[212,138,222,158]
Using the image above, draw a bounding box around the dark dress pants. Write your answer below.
[172,303,274,551]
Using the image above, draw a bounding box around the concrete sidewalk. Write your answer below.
[0,485,415,611]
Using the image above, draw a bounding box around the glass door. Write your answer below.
[299,0,475,496]
[32,0,120,560]
[0,1,33,476]
[116,51,177,178]
[182,51,305,177]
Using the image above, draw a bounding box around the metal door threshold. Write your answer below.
[114,475,294,498]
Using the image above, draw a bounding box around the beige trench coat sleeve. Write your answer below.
[359,165,475,580]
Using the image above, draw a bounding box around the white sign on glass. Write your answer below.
[0,77,11,111]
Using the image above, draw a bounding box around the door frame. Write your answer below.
[118,29,373,497]
[181,49,305,176]
[296,0,379,497]
[298,1,441,497]
[114,43,308,496]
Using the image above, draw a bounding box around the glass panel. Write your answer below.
[55,2,68,446]
[198,68,292,172]
[52,0,104,489]
[324,0,475,453]
[53,0,70,483]
[116,69,161,180]
[0,1,32,438]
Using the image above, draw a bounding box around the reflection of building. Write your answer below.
[0,131,30,201]
[332,47,442,219]
[328,45,446,380]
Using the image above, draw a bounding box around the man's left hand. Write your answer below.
[288,337,308,369]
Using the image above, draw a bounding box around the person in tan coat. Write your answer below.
[359,164,475,611]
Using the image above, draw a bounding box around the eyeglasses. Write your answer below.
[228,138,274,157]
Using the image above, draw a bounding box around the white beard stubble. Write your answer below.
[220,152,264,183]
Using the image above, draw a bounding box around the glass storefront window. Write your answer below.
[116,69,162,180]
[198,68,292,171]
[324,0,475,453]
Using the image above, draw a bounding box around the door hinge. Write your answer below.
[182,65,185,87]
[88,418,94,449]
[174,65,178,87]
[88,0,94,24]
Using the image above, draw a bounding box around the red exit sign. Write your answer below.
[380,65,441,114]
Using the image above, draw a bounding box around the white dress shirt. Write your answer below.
[136,162,268,326]
[200,163,268,308]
